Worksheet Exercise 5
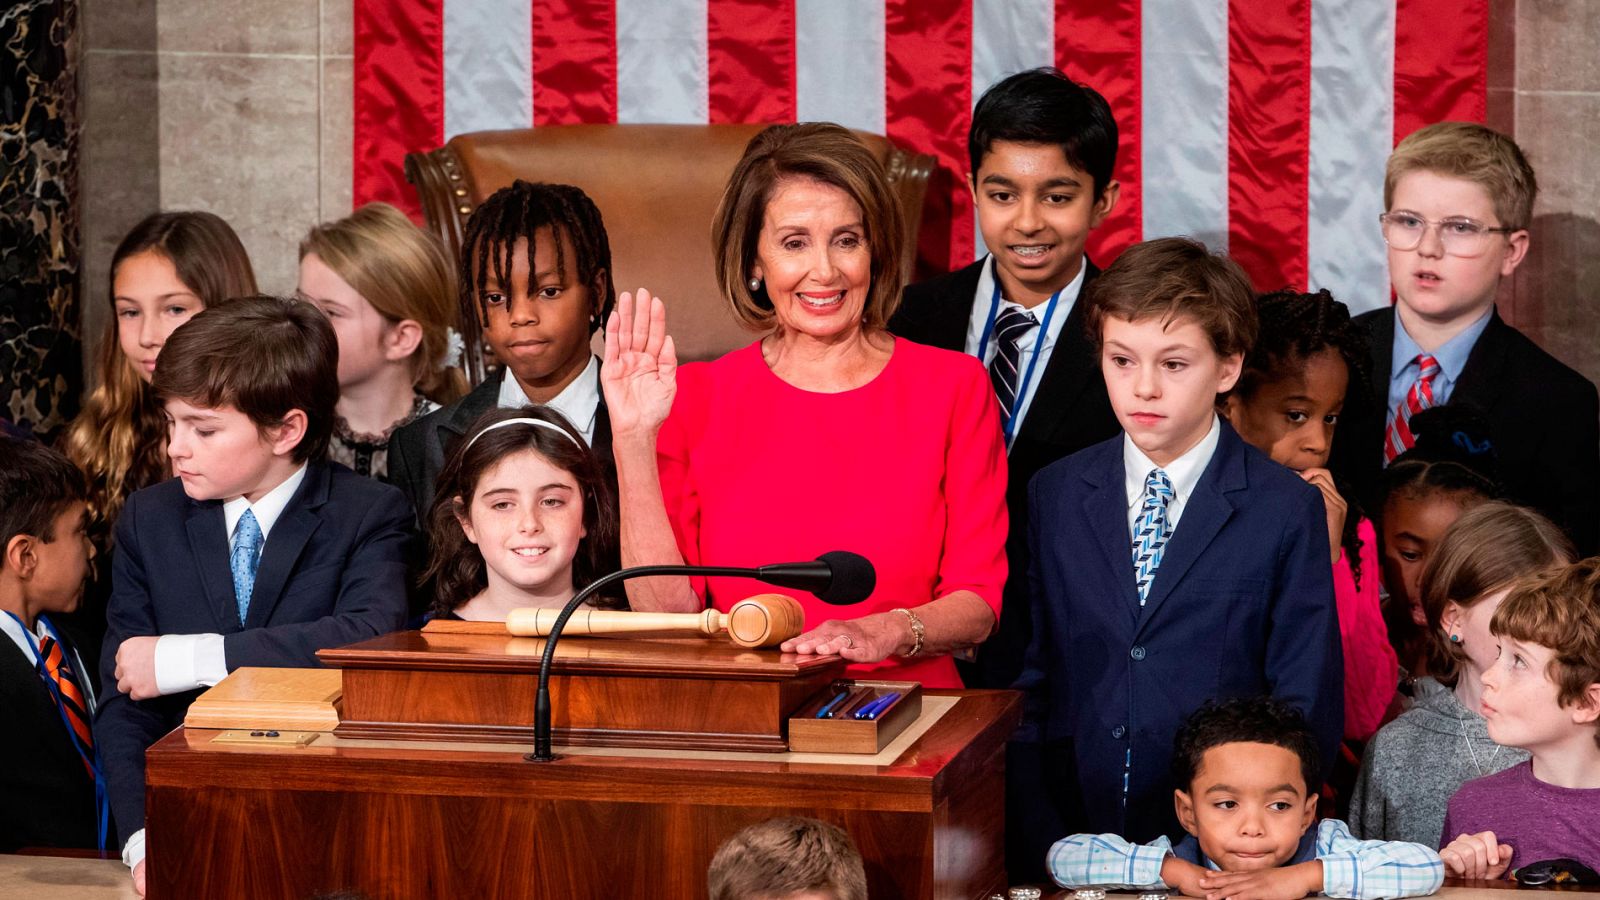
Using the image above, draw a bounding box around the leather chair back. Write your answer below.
[406,124,934,374]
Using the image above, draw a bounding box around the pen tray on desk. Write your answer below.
[787,680,922,754]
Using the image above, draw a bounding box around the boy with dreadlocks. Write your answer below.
[390,180,617,546]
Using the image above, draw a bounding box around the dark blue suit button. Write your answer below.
[1112,725,1127,739]
[1129,645,1146,661]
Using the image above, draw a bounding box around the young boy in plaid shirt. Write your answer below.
[1050,697,1443,900]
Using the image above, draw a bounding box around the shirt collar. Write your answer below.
[1392,307,1492,385]
[970,254,1087,354]
[1123,414,1222,510]
[496,354,602,445]
[0,611,47,662]
[223,462,309,543]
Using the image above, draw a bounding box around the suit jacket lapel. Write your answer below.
[438,373,502,453]
[243,464,328,628]
[1080,442,1141,620]
[1016,260,1101,446]
[929,260,985,350]
[1451,310,1511,410]
[185,500,239,632]
[1134,426,1244,634]
[1368,308,1396,409]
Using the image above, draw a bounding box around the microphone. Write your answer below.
[753,551,876,605]
[528,552,875,762]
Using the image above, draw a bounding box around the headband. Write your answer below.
[463,417,584,454]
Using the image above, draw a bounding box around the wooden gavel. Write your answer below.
[499,593,808,648]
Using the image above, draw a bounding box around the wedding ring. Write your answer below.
[837,634,854,649]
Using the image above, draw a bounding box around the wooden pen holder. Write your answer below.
[787,679,922,754]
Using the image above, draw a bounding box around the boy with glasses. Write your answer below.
[1331,122,1598,554]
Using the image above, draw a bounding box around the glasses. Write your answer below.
[1379,211,1519,257]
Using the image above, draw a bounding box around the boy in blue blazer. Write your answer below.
[1010,238,1343,878]
[95,296,412,894]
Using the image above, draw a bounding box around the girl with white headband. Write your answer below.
[420,406,621,621]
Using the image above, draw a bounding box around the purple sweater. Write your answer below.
[1441,761,1600,872]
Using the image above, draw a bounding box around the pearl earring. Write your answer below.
[748,277,762,292]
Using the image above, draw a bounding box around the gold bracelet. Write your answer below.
[893,607,925,657]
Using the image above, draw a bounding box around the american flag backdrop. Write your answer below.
[353,0,1488,314]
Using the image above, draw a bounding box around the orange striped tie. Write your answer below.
[38,635,96,777]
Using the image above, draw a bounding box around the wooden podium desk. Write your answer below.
[145,684,1020,899]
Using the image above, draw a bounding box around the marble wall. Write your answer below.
[1492,0,1600,386]
[3,0,81,438]
[78,0,352,371]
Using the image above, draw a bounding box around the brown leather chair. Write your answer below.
[405,124,935,374]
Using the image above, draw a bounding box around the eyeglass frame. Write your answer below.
[1378,211,1522,257]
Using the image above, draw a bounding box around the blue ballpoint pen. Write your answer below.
[814,689,851,719]
[854,691,901,720]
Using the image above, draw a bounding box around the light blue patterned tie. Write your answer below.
[231,509,263,625]
[1130,469,1175,605]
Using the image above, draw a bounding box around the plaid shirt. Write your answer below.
[1048,819,1444,900]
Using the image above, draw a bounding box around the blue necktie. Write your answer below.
[988,306,1039,436]
[1131,469,1175,605]
[231,509,263,624]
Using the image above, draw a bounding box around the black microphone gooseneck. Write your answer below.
[527,553,874,762]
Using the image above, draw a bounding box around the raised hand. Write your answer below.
[601,289,678,438]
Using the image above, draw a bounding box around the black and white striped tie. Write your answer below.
[989,306,1039,435]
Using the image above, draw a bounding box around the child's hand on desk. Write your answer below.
[1440,831,1513,880]
[114,636,161,700]
[1161,855,1212,898]
[1197,860,1321,900]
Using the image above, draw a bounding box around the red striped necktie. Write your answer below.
[37,634,96,778]
[1384,353,1441,464]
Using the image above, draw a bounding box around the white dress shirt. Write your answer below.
[151,463,308,696]
[497,354,601,446]
[1122,415,1222,535]
[963,257,1087,440]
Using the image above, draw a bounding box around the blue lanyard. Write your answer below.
[3,611,110,850]
[975,255,1064,445]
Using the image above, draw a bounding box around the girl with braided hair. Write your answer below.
[1221,289,1397,744]
[389,181,617,553]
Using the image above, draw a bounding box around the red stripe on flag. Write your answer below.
[1056,0,1141,266]
[707,0,796,124]
[885,0,974,277]
[1394,0,1488,142]
[1227,0,1312,290]
[353,0,444,218]
[533,0,618,125]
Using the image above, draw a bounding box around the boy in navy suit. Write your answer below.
[1010,238,1342,878]
[0,437,107,852]
[889,68,1122,688]
[96,296,412,894]
[1330,122,1598,554]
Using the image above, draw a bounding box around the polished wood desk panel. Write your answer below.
[144,690,1021,899]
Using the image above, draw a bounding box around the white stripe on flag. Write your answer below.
[443,0,533,138]
[971,0,1054,258]
[616,0,708,124]
[1308,0,1395,312]
[796,0,886,134]
[1140,0,1228,250]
